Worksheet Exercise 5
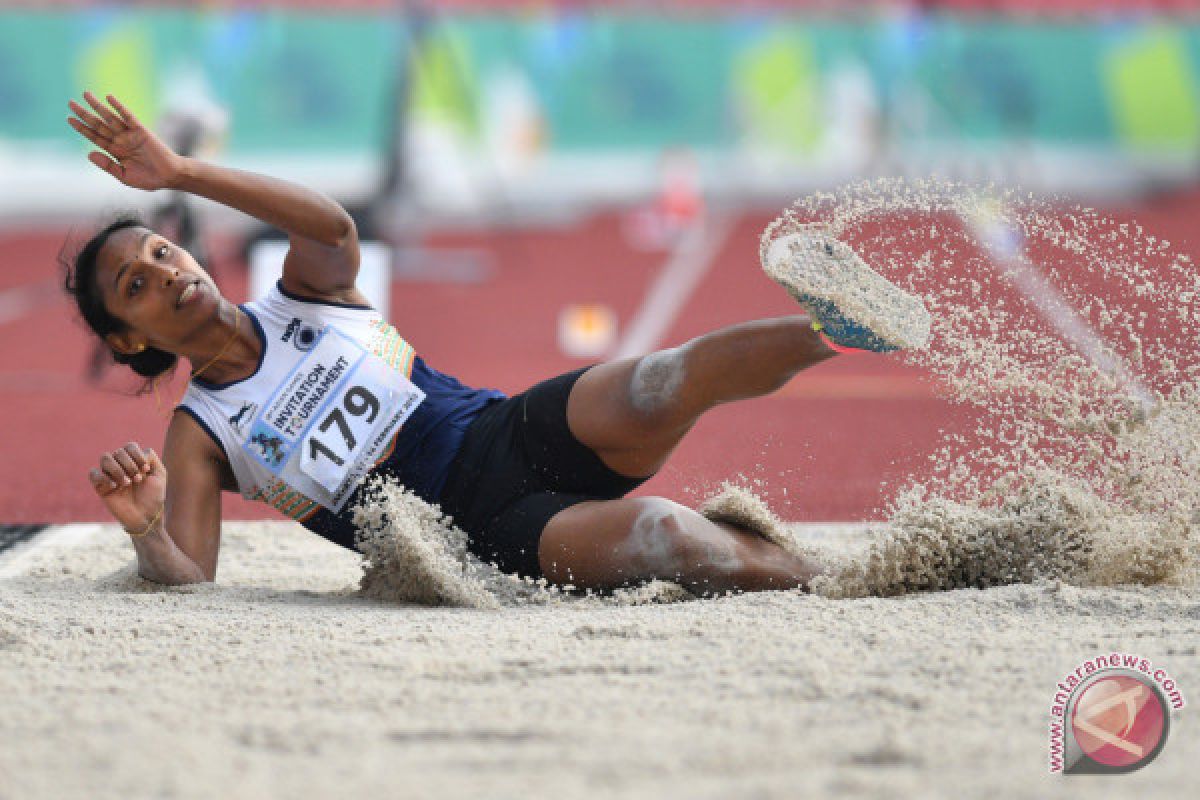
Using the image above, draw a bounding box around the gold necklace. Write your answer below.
[191,307,241,380]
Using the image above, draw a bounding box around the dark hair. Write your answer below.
[62,214,178,381]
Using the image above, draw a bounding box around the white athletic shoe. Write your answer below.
[762,226,932,352]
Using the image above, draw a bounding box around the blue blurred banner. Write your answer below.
[3,9,1198,150]
[0,9,396,152]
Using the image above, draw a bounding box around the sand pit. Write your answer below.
[8,179,1198,797]
[1,521,1196,800]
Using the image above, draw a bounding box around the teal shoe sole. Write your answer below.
[761,226,932,352]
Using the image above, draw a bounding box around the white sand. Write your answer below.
[2,521,1196,800]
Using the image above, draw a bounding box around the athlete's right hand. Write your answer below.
[66,92,184,191]
[88,442,167,536]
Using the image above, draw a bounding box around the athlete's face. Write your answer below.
[94,226,221,354]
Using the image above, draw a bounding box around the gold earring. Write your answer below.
[135,344,146,353]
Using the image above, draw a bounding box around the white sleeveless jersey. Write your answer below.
[180,282,424,520]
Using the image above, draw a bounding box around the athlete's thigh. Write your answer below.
[565,360,692,477]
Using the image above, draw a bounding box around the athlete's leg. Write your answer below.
[567,315,834,478]
[537,495,823,595]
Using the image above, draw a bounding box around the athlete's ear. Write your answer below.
[105,331,146,356]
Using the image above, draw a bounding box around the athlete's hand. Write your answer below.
[88,442,168,536]
[66,92,184,191]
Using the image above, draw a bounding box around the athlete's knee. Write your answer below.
[617,497,738,578]
[627,345,691,429]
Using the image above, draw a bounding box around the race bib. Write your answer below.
[243,326,424,511]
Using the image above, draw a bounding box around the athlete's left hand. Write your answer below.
[66,92,184,191]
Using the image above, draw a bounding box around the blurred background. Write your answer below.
[2,0,1199,525]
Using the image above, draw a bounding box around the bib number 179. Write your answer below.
[306,385,380,467]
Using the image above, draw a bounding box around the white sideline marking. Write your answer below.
[612,214,734,360]
[964,206,1155,408]
[0,280,58,327]
[0,524,105,579]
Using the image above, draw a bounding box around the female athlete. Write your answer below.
[65,92,929,596]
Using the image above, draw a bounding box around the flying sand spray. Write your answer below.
[353,179,1199,606]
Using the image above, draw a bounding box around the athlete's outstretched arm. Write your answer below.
[66,91,360,299]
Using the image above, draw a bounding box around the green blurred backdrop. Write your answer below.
[2,9,1197,157]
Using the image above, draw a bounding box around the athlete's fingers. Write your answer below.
[99,453,131,486]
[83,90,124,132]
[88,467,117,494]
[67,100,114,139]
[112,449,142,483]
[67,116,108,149]
[88,151,124,180]
[122,442,151,474]
[67,100,107,134]
[106,94,141,128]
[99,463,127,489]
[144,448,168,479]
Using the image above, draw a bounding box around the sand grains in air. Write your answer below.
[765,179,1198,598]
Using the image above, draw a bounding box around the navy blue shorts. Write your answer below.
[438,367,651,579]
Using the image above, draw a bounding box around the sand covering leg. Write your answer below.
[698,482,817,559]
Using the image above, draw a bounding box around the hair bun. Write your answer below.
[115,346,178,380]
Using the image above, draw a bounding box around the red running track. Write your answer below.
[3,194,1198,524]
